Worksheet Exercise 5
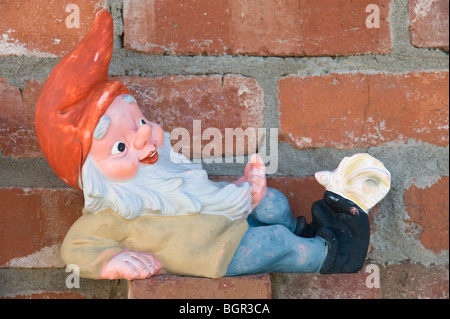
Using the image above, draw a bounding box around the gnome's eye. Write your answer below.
[139,118,147,126]
[111,141,126,155]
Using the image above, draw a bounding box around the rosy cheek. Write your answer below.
[99,158,139,181]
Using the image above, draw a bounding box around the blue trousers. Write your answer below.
[226,188,328,275]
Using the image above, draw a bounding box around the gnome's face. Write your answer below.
[88,94,165,181]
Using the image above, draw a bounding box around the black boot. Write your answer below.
[294,215,316,238]
[310,191,370,274]
[294,216,309,237]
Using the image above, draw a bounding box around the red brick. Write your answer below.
[1,292,87,299]
[380,263,449,299]
[1,75,264,159]
[124,0,232,55]
[276,263,449,299]
[128,274,271,299]
[232,0,392,56]
[0,79,43,158]
[115,75,265,158]
[409,0,449,51]
[279,71,449,149]
[272,267,382,299]
[0,0,106,57]
[124,0,392,56]
[404,177,449,253]
[0,187,83,267]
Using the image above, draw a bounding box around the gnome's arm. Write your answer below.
[61,209,162,279]
[60,212,126,279]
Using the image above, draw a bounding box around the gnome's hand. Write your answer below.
[100,249,162,279]
[234,154,267,210]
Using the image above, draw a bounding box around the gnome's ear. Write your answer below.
[93,115,111,140]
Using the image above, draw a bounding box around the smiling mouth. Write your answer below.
[139,148,159,165]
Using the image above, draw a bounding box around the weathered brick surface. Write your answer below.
[409,0,449,51]
[1,292,87,299]
[273,263,449,299]
[0,0,106,57]
[124,0,392,56]
[0,187,83,267]
[0,268,129,299]
[380,263,449,299]
[0,79,43,158]
[271,267,382,299]
[128,274,271,299]
[0,75,264,159]
[124,0,232,55]
[279,71,449,149]
[231,0,392,56]
[404,177,449,253]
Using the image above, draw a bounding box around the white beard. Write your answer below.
[81,133,252,220]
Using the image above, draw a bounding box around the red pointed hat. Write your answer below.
[35,10,129,189]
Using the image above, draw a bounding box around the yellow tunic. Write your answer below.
[61,208,248,279]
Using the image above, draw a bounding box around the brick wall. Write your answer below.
[0,0,448,299]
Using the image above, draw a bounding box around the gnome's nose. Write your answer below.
[134,124,152,150]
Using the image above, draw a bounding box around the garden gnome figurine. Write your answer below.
[35,11,391,279]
